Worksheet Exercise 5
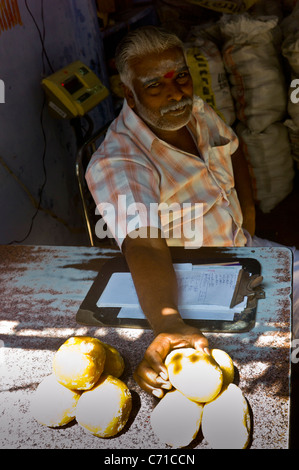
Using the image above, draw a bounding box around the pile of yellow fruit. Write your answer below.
[150,348,251,449]
[30,336,132,438]
[31,337,250,448]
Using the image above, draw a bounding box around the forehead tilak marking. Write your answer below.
[138,58,186,84]
[163,70,175,79]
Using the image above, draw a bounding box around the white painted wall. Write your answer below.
[0,0,114,246]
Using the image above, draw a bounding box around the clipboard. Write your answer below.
[76,247,265,333]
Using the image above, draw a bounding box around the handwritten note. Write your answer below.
[96,264,246,321]
[176,268,240,308]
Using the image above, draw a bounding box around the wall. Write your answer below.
[0,0,114,246]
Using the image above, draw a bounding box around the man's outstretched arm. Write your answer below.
[122,229,209,398]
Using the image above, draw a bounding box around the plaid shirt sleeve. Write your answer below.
[86,126,161,248]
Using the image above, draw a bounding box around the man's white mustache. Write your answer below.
[160,98,193,116]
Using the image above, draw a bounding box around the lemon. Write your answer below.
[75,374,132,438]
[52,336,106,390]
[30,374,81,427]
[150,389,204,447]
[202,383,251,449]
[100,341,125,378]
[165,348,223,402]
[211,348,234,387]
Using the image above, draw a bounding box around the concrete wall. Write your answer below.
[0,0,114,246]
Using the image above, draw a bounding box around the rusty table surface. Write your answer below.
[0,245,294,450]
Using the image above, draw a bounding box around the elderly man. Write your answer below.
[86,26,298,398]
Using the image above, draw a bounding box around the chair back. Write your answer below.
[75,121,113,246]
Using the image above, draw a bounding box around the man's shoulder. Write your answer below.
[98,107,136,153]
[192,95,205,112]
[192,96,219,118]
[100,102,155,156]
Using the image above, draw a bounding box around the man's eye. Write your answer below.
[147,82,160,89]
[177,72,190,81]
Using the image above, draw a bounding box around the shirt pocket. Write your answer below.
[208,138,235,193]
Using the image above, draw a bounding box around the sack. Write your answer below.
[281,5,299,128]
[155,0,218,39]
[188,22,223,48]
[236,121,294,213]
[284,119,299,163]
[282,0,299,14]
[220,14,287,132]
[186,0,259,14]
[248,0,283,20]
[185,37,236,125]
[282,34,299,77]
[281,2,299,39]
[286,77,299,129]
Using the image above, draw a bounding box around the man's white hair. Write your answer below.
[115,26,185,88]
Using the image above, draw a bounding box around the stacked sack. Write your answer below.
[281,3,299,164]
[186,0,259,14]
[185,27,236,126]
[219,13,294,213]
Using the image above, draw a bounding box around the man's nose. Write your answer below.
[166,81,184,101]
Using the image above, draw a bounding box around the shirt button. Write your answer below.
[220,190,229,205]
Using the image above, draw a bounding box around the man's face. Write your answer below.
[125,47,194,133]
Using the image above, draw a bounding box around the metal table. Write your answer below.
[0,245,294,449]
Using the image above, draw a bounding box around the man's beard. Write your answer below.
[132,94,193,132]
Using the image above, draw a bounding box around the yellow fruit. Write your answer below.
[75,374,132,438]
[165,348,223,402]
[211,349,234,387]
[30,374,81,427]
[150,389,204,448]
[100,341,125,378]
[52,336,106,390]
[201,383,251,449]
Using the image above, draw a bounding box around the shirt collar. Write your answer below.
[188,96,205,130]
[122,99,157,152]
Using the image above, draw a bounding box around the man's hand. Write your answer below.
[123,233,209,397]
[133,320,209,398]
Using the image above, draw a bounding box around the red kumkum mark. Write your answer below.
[164,70,175,79]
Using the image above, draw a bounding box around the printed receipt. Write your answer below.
[96,264,246,321]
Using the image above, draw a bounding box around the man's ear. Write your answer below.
[123,85,136,109]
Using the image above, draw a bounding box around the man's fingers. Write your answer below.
[134,358,171,388]
[133,365,171,398]
[144,344,169,380]
[145,352,169,381]
[191,333,210,354]
[133,371,164,398]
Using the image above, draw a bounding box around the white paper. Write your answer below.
[96,263,246,321]
[117,306,239,321]
[178,265,245,308]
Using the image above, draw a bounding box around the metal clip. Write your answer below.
[230,270,265,308]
